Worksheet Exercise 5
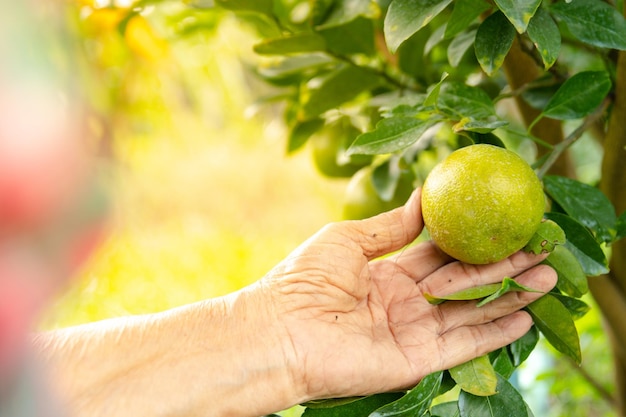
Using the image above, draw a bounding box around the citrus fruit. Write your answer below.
[421,144,545,264]
[343,166,414,220]
[310,120,372,178]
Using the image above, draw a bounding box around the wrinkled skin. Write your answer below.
[259,188,556,402]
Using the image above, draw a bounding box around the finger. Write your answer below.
[435,264,557,333]
[417,249,550,298]
[386,240,454,283]
[343,188,424,260]
[433,311,533,373]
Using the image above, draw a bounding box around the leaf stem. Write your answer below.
[536,99,610,179]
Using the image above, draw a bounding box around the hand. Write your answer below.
[262,188,557,401]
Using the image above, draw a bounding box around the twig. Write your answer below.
[536,99,610,179]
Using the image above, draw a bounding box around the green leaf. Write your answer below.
[450,355,498,396]
[617,211,626,241]
[474,11,516,76]
[372,157,402,201]
[348,117,439,155]
[508,326,539,367]
[526,294,582,364]
[288,118,324,153]
[384,0,453,53]
[544,175,617,243]
[430,401,460,417]
[447,30,476,68]
[214,0,273,15]
[521,80,561,110]
[452,117,508,134]
[550,293,590,321]
[423,72,449,107]
[299,64,381,120]
[523,219,566,255]
[537,71,611,122]
[550,0,626,51]
[437,82,496,119]
[457,131,506,148]
[253,33,326,55]
[425,24,447,55]
[318,17,376,55]
[459,374,530,417]
[437,372,458,397]
[257,54,334,83]
[445,0,491,39]
[384,103,423,118]
[545,212,609,276]
[304,397,366,409]
[310,0,335,26]
[476,277,542,307]
[527,7,561,69]
[317,0,380,29]
[491,349,515,379]
[302,393,405,416]
[542,245,588,298]
[370,371,443,417]
[424,283,501,305]
[397,24,433,78]
[494,0,541,33]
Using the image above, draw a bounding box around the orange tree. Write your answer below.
[192,1,624,416]
[84,1,626,416]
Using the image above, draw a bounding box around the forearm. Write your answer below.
[32,287,303,417]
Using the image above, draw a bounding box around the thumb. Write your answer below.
[344,187,424,260]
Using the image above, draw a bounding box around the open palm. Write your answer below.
[264,189,556,401]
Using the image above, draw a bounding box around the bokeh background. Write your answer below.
[42,4,348,327]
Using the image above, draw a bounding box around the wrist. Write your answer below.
[215,284,307,415]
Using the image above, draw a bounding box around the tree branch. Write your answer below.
[597,13,626,412]
[589,276,626,357]
[536,99,610,179]
[502,38,575,177]
[567,356,617,408]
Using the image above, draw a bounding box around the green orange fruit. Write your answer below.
[310,121,372,178]
[343,166,414,220]
[421,144,545,264]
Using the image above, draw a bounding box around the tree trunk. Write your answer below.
[593,38,626,416]
[502,39,575,177]
[504,38,625,415]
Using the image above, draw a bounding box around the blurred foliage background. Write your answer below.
[38,1,615,416]
[42,3,347,326]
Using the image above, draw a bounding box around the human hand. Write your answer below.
[262,188,557,402]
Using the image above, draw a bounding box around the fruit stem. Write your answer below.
[536,99,610,179]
